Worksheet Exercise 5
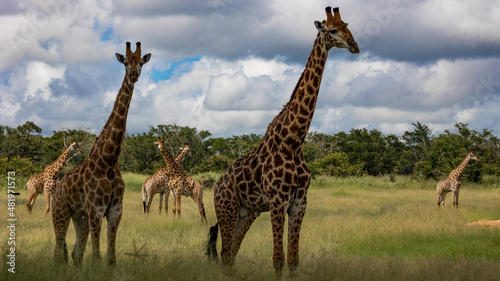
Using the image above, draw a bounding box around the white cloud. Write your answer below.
[0,0,499,139]
[24,61,65,101]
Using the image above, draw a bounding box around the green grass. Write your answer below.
[1,175,500,280]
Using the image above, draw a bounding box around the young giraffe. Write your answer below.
[436,151,479,208]
[51,42,151,266]
[207,7,359,277]
[25,141,81,216]
[142,143,192,214]
[155,138,207,222]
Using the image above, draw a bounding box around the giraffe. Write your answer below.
[436,151,479,208]
[51,42,151,266]
[142,143,192,214]
[206,7,359,277]
[155,138,207,222]
[25,141,81,216]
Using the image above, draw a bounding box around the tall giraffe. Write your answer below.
[207,7,359,276]
[142,143,192,214]
[51,42,151,266]
[436,151,479,208]
[25,141,81,216]
[156,139,207,222]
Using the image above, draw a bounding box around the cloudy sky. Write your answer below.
[1,0,499,138]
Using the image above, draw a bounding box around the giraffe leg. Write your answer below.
[214,182,239,267]
[71,213,90,266]
[106,200,123,266]
[452,189,460,208]
[192,193,207,223]
[287,194,308,272]
[146,192,154,213]
[88,208,105,263]
[175,189,182,218]
[170,189,176,215]
[43,191,51,216]
[436,191,443,208]
[269,200,287,277]
[26,191,39,214]
[52,192,71,264]
[230,208,257,258]
[164,189,169,215]
[159,192,163,214]
[441,192,447,208]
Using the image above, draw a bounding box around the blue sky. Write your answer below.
[1,0,499,138]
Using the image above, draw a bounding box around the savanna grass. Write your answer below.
[1,175,499,280]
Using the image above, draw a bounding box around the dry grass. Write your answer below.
[1,175,500,280]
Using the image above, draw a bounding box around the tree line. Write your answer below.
[1,121,499,182]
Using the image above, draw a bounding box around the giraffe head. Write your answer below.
[314,7,359,53]
[115,42,151,85]
[180,143,193,158]
[155,138,165,149]
[69,140,83,154]
[468,151,479,162]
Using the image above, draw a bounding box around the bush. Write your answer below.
[0,156,42,178]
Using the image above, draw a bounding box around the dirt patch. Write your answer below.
[466,220,500,228]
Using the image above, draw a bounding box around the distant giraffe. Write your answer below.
[437,151,479,208]
[142,143,192,214]
[207,6,359,277]
[155,139,207,222]
[51,42,151,266]
[25,141,81,216]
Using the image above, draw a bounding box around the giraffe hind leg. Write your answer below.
[71,213,90,266]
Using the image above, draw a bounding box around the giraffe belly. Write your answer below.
[238,185,270,213]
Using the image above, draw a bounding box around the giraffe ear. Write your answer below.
[142,53,151,64]
[116,53,126,64]
[314,21,326,32]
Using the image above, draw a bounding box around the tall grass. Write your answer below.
[1,175,499,280]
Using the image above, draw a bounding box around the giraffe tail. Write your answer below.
[206,223,219,263]
[142,184,148,213]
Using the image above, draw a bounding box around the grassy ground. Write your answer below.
[1,175,500,280]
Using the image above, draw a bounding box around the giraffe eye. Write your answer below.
[329,29,338,34]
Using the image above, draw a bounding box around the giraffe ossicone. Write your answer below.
[207,6,359,277]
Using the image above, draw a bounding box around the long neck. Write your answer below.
[45,145,73,175]
[174,149,188,164]
[453,155,471,179]
[159,146,186,176]
[265,34,329,151]
[88,76,134,168]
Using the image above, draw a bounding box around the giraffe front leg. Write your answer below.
[270,200,286,278]
[52,190,71,264]
[175,189,182,218]
[106,202,123,266]
[26,191,38,214]
[452,188,460,208]
[159,192,163,214]
[44,191,51,216]
[170,189,176,215]
[88,208,104,263]
[165,189,169,215]
[287,196,308,272]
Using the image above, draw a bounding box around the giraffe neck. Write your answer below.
[265,34,329,151]
[174,148,188,164]
[452,155,471,180]
[45,144,74,176]
[88,76,134,169]
[159,146,186,177]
